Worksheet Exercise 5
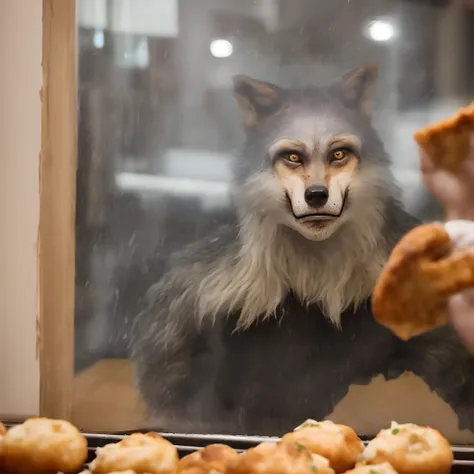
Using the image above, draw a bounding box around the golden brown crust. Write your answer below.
[2,417,88,474]
[414,102,474,174]
[359,423,452,474]
[0,422,6,436]
[107,471,141,474]
[178,444,240,474]
[227,441,334,474]
[89,432,178,474]
[281,421,362,473]
[82,471,140,474]
[372,223,474,340]
[343,462,397,474]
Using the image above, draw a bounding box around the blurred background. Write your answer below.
[74,0,474,382]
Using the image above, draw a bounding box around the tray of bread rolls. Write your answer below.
[1,417,473,473]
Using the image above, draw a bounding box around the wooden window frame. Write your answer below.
[40,0,77,420]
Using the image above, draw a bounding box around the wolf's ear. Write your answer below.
[233,75,284,127]
[332,64,378,117]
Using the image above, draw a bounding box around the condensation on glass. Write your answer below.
[74,0,474,441]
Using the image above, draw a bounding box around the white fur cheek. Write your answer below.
[444,220,474,251]
[329,170,352,196]
[325,171,351,211]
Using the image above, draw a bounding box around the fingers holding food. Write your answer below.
[2,417,88,474]
[414,102,474,174]
[416,104,474,221]
[372,222,474,341]
[281,420,363,473]
[358,422,452,474]
[386,222,452,262]
[444,220,474,251]
[430,250,474,296]
[89,432,178,474]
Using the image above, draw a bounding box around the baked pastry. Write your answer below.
[2,416,88,474]
[228,440,335,474]
[372,222,474,340]
[81,472,138,474]
[179,444,240,474]
[281,420,363,473]
[414,102,474,174]
[358,422,452,474]
[89,432,178,474]
[107,472,140,474]
[343,463,397,474]
[0,422,6,471]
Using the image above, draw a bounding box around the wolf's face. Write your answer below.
[233,65,395,242]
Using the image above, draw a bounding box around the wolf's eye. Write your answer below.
[330,149,347,161]
[284,153,303,164]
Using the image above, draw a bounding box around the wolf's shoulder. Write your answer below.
[169,224,239,268]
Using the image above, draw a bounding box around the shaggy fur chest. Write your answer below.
[196,222,389,328]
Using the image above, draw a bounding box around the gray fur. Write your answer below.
[130,66,474,435]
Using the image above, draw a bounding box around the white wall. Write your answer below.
[0,0,41,417]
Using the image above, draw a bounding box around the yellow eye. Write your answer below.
[286,153,302,163]
[331,149,347,161]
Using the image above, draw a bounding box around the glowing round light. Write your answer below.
[368,20,394,42]
[210,39,233,58]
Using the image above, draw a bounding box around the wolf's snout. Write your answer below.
[304,185,329,208]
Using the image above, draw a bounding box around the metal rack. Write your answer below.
[83,431,474,473]
[4,423,474,472]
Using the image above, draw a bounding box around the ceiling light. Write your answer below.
[210,39,233,58]
[368,20,395,42]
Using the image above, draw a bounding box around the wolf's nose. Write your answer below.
[304,185,329,207]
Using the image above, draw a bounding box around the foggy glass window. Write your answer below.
[74,0,474,442]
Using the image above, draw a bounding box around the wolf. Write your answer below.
[130,64,474,436]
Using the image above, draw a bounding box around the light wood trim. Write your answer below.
[39,0,77,419]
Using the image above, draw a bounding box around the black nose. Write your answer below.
[304,185,329,207]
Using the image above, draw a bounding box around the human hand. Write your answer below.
[413,128,474,352]
[447,288,474,353]
[444,220,474,353]
[420,135,474,221]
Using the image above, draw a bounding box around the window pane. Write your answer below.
[75,0,474,442]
